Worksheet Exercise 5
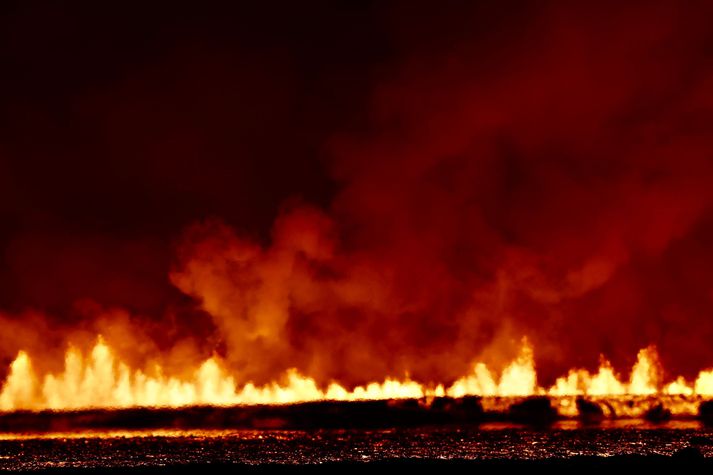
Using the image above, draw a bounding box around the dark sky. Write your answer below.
[0,0,524,318]
[2,1,713,386]
[0,1,392,312]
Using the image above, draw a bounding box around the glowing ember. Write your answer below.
[1,337,711,412]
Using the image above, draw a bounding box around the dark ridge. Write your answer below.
[0,397,485,432]
[645,403,672,423]
[576,396,604,423]
[0,395,709,433]
[508,396,557,426]
[700,400,713,425]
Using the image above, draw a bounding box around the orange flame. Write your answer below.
[0,337,712,412]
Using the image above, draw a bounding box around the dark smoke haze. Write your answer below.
[2,1,713,387]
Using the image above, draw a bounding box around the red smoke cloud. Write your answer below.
[4,2,713,387]
[171,2,713,386]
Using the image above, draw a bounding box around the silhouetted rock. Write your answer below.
[644,403,671,423]
[429,396,483,422]
[459,395,483,411]
[690,435,713,446]
[453,396,484,422]
[576,397,604,423]
[508,397,558,425]
[430,396,455,411]
[672,446,704,461]
[700,400,713,425]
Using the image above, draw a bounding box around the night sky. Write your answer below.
[2,1,713,387]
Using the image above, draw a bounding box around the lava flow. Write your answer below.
[0,338,711,412]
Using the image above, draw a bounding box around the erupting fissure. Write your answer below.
[1,338,712,412]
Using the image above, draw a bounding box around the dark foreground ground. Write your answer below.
[0,425,712,472]
[1,397,712,472]
[8,457,713,474]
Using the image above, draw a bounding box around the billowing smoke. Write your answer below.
[3,2,713,387]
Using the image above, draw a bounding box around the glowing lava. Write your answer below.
[0,337,711,412]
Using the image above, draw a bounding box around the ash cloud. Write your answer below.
[2,2,713,386]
